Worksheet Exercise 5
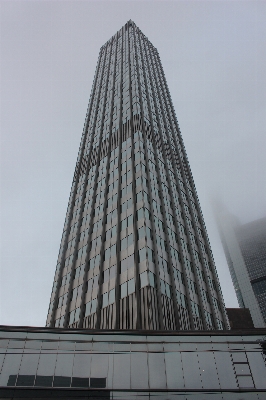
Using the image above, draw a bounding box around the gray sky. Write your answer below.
[1,0,265,327]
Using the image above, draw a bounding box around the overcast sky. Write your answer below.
[0,0,265,327]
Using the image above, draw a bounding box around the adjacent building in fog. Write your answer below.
[216,205,266,328]
[46,20,228,331]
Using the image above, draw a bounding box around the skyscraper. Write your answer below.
[216,205,266,328]
[46,20,228,331]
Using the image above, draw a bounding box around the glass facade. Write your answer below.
[216,206,266,328]
[237,218,266,324]
[46,20,228,331]
[0,327,266,399]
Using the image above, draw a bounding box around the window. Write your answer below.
[134,149,145,162]
[156,234,167,252]
[120,233,134,251]
[90,235,101,250]
[121,214,133,231]
[121,198,132,213]
[201,288,210,304]
[135,162,146,174]
[120,254,134,273]
[138,247,154,263]
[101,288,115,308]
[107,193,118,208]
[121,183,132,198]
[106,209,117,224]
[105,225,117,241]
[107,179,118,193]
[139,271,149,288]
[69,307,80,325]
[168,227,178,244]
[176,290,187,309]
[120,278,135,298]
[71,284,82,303]
[136,207,151,221]
[103,264,116,282]
[67,238,75,253]
[191,301,201,318]
[79,228,89,243]
[137,226,152,241]
[170,246,181,265]
[154,215,164,232]
[136,190,148,204]
[94,203,104,217]
[77,245,87,261]
[160,279,172,298]
[104,244,116,260]
[85,298,97,316]
[109,156,118,170]
[212,296,221,312]
[204,310,214,327]
[135,176,147,188]
[57,293,67,309]
[158,256,168,275]
[121,171,132,185]
[109,168,118,180]
[88,254,100,270]
[74,264,85,279]
[61,272,71,287]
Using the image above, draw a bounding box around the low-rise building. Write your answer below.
[0,326,265,399]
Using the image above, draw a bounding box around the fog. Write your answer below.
[1,1,265,326]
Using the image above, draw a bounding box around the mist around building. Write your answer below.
[0,19,265,400]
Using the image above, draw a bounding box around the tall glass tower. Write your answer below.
[46,21,228,331]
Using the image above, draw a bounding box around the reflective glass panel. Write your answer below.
[214,352,237,389]
[237,375,254,388]
[35,375,53,387]
[53,376,71,387]
[37,353,57,376]
[231,351,247,363]
[54,353,74,377]
[234,363,250,375]
[90,353,108,378]
[19,353,39,375]
[0,354,22,386]
[165,351,184,389]
[148,352,166,389]
[0,354,5,372]
[181,352,201,389]
[246,351,266,389]
[113,353,130,389]
[197,352,219,389]
[72,353,91,378]
[131,352,148,389]
[16,375,34,386]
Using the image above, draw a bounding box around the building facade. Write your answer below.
[216,206,266,328]
[237,218,266,323]
[46,20,228,331]
[0,326,266,399]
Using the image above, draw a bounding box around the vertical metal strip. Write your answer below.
[114,25,125,329]
[126,21,141,329]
